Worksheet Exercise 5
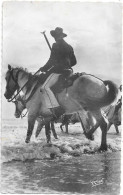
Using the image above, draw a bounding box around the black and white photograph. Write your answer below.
[1,0,122,194]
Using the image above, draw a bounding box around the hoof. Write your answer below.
[99,146,107,152]
[35,134,39,138]
[40,89,43,92]
[46,143,52,147]
[25,139,30,143]
[50,153,56,159]
[60,129,64,133]
[54,134,58,139]
[85,133,94,140]
[47,139,51,144]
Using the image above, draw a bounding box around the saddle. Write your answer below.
[51,72,87,94]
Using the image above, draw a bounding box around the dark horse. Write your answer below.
[4,65,118,150]
[60,112,94,134]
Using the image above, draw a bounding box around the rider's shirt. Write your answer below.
[41,39,77,73]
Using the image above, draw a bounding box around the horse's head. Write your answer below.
[13,95,26,118]
[4,64,20,99]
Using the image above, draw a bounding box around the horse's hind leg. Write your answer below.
[85,109,108,150]
[51,121,58,139]
[114,124,119,134]
[99,116,108,151]
[78,111,99,140]
[92,110,108,151]
[25,116,36,143]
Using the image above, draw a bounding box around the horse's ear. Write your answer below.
[8,64,11,70]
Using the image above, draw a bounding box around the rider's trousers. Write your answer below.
[41,73,60,108]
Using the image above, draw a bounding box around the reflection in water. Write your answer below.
[1,152,121,194]
[100,153,121,194]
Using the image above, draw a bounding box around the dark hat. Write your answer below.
[50,27,67,38]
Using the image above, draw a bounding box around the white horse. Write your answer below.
[4,65,118,150]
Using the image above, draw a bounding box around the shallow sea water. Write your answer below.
[1,152,121,194]
[1,118,122,194]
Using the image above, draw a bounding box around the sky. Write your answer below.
[2,1,122,119]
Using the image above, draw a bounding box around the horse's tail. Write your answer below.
[100,80,118,107]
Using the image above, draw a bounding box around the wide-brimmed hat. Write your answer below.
[50,27,67,38]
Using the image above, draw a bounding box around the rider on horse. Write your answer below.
[40,27,77,115]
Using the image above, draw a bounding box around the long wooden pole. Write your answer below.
[41,31,52,51]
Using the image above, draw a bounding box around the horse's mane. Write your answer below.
[17,66,40,80]
[16,66,46,94]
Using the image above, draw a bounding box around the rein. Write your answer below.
[24,80,40,103]
[21,110,28,118]
[8,74,31,103]
[7,69,21,102]
[8,68,41,102]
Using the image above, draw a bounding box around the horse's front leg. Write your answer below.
[65,123,69,134]
[107,122,112,131]
[35,119,45,138]
[45,122,51,143]
[51,121,58,139]
[25,115,36,143]
[60,124,64,132]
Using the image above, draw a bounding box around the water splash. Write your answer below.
[1,120,121,163]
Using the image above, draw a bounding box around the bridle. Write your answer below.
[6,65,41,103]
[7,70,34,103]
[6,66,41,117]
[6,68,21,102]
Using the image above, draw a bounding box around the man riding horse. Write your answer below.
[40,27,77,117]
[4,27,118,149]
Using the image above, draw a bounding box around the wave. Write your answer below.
[1,120,121,163]
[2,134,121,163]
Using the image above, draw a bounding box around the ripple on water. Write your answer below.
[1,121,121,194]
